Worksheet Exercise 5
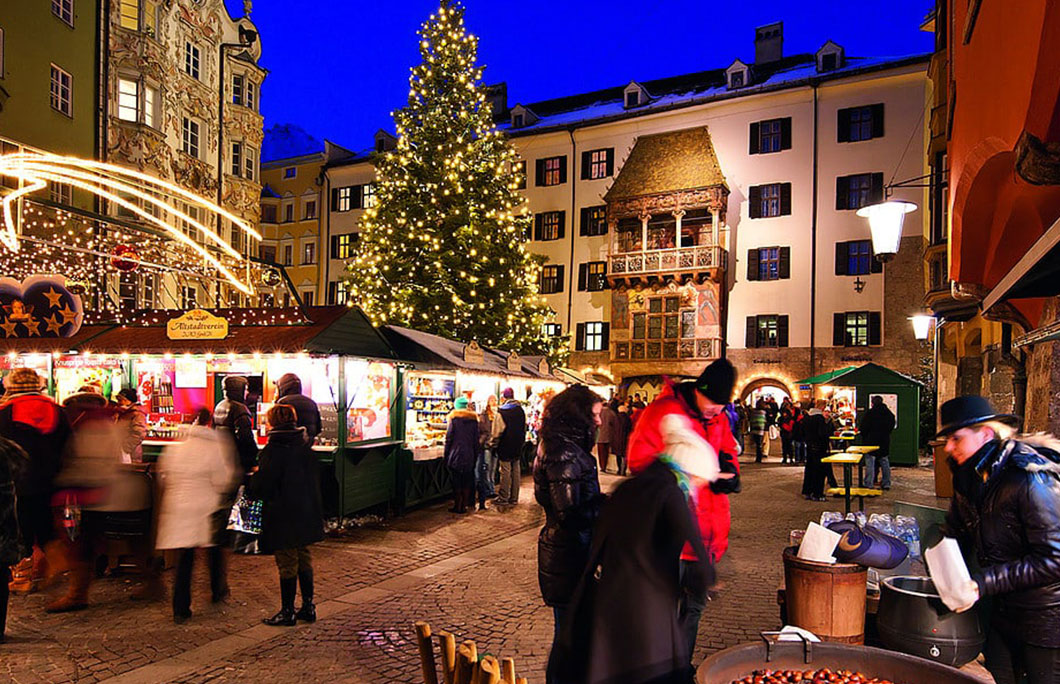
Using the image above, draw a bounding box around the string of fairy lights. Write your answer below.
[346,0,553,354]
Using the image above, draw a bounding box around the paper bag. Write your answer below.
[925,537,978,612]
[797,522,841,563]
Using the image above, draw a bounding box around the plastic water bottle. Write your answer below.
[867,513,895,536]
[895,515,922,560]
[820,511,844,528]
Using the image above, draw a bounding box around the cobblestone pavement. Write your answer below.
[2,459,962,683]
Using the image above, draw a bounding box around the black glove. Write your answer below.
[680,559,715,598]
[710,451,741,494]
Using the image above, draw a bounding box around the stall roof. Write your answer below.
[382,326,540,378]
[70,307,396,358]
[0,325,115,355]
[798,363,921,387]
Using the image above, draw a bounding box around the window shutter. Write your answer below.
[779,247,791,279]
[580,151,591,180]
[557,211,566,239]
[330,188,339,210]
[351,185,363,209]
[601,322,610,351]
[556,265,565,293]
[577,263,587,291]
[871,103,885,138]
[780,183,792,215]
[747,249,760,281]
[833,313,846,346]
[778,315,790,347]
[870,248,883,273]
[330,235,339,258]
[558,156,567,184]
[746,316,757,348]
[535,159,546,186]
[780,118,792,150]
[605,149,614,177]
[870,173,885,204]
[836,176,849,210]
[579,207,589,236]
[575,322,586,351]
[749,122,761,154]
[749,185,762,219]
[869,312,882,345]
[534,214,543,241]
[835,242,848,275]
[837,108,851,143]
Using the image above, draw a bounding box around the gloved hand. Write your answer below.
[680,559,715,598]
[709,451,741,494]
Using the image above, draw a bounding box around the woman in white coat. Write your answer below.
[156,408,238,623]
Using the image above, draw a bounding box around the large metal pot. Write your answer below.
[697,633,981,684]
[877,575,984,667]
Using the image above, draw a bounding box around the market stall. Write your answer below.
[382,326,566,510]
[797,363,922,465]
[0,306,403,517]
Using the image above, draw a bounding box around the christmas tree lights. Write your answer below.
[346,0,562,361]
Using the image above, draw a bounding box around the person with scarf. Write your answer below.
[548,414,721,684]
[939,396,1060,684]
[533,384,604,684]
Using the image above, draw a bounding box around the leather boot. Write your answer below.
[263,577,297,626]
[45,559,89,613]
[8,557,34,595]
[295,569,315,623]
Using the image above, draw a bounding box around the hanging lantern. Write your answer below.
[109,244,140,272]
[856,200,917,262]
[909,314,934,340]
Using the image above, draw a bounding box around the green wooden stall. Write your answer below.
[801,362,922,465]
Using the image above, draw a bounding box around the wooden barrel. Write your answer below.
[782,546,867,644]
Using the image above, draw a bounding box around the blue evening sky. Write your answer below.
[228,1,934,155]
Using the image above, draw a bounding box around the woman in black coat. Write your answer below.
[247,404,324,627]
[533,384,604,684]
[444,397,480,514]
[549,414,718,684]
[0,435,27,643]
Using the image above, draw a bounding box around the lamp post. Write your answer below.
[857,200,917,262]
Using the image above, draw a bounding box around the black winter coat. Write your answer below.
[214,397,258,472]
[275,373,322,443]
[534,420,603,607]
[0,435,27,567]
[0,393,71,498]
[859,404,895,457]
[801,411,834,456]
[945,436,1060,646]
[444,409,479,472]
[247,426,324,553]
[496,401,526,462]
[549,459,713,684]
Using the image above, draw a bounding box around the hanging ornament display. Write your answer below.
[110,244,140,272]
[262,268,282,287]
[0,275,84,338]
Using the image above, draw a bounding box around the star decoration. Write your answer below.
[43,288,64,308]
[0,319,17,338]
[43,313,64,334]
[4,300,34,321]
[58,304,78,324]
[23,318,41,337]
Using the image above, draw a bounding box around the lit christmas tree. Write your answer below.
[346,0,560,359]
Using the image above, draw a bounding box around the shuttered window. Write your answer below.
[835,173,884,211]
[833,311,882,346]
[746,246,791,281]
[749,117,792,154]
[837,104,885,142]
[745,315,789,348]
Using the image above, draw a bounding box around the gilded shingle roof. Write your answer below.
[605,127,728,202]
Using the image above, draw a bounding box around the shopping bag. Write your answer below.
[769,424,780,441]
[226,485,262,535]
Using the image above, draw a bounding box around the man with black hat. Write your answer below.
[938,395,1060,684]
[626,359,741,661]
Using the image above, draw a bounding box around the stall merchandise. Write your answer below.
[404,372,456,459]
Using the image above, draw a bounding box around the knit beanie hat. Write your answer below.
[695,358,736,405]
[4,368,44,395]
[454,396,469,410]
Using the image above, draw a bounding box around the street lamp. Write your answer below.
[857,200,917,262]
[909,313,934,340]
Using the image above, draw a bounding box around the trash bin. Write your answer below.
[783,546,867,644]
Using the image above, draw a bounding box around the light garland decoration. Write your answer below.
[346,0,561,362]
[0,151,260,295]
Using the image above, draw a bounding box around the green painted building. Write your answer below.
[0,0,100,158]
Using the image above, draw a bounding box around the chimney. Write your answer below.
[484,82,509,122]
[754,22,783,64]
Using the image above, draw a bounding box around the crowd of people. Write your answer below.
[0,368,327,641]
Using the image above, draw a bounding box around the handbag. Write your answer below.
[768,424,780,441]
[226,485,262,535]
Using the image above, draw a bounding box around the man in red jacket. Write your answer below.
[626,358,740,662]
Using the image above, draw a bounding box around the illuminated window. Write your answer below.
[184,42,200,80]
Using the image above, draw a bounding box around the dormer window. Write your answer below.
[623,81,650,109]
[374,129,397,153]
[816,41,845,73]
[510,104,538,128]
[726,60,750,90]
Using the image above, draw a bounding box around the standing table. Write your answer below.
[823,448,882,514]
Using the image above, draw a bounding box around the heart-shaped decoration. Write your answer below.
[0,275,84,338]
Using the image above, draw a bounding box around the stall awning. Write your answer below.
[382,326,536,378]
[795,366,857,385]
[67,307,396,358]
[983,215,1060,312]
[0,325,115,355]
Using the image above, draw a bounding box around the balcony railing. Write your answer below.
[608,244,724,278]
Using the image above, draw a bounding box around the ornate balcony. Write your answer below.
[608,244,725,287]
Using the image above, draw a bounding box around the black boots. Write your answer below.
[295,569,316,623]
[263,576,297,626]
[449,488,467,514]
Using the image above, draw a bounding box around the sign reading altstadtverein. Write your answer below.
[166,309,229,340]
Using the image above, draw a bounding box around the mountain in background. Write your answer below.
[262,123,324,163]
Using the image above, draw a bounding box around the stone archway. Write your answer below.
[739,376,793,405]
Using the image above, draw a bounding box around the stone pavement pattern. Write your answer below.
[3,461,948,683]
